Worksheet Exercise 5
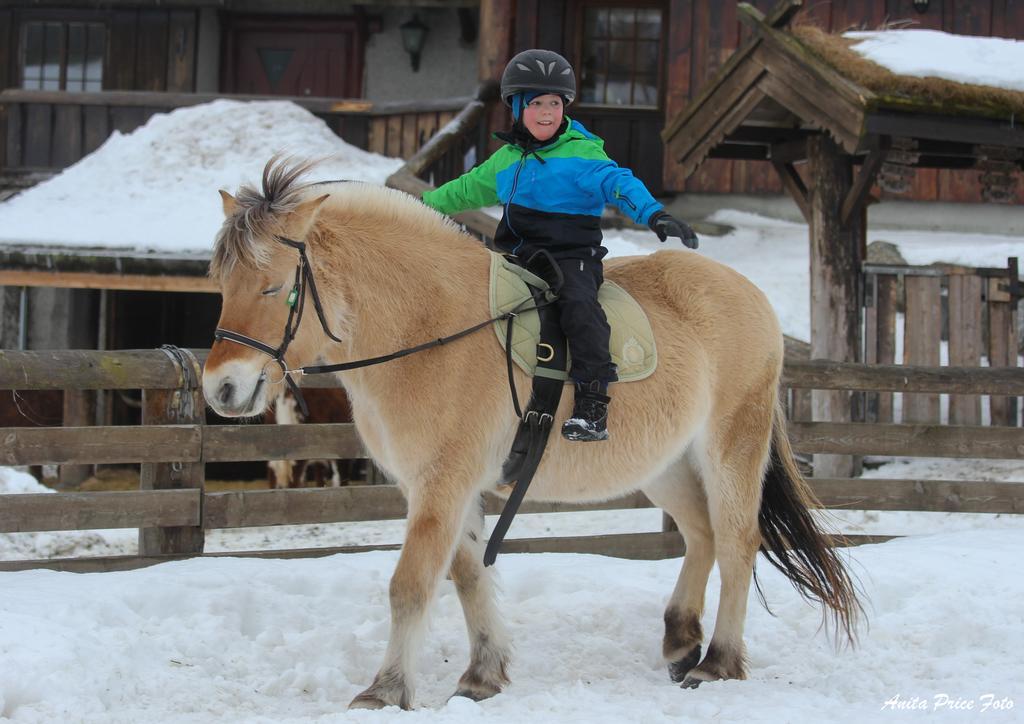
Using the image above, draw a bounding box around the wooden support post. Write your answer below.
[873,274,899,422]
[988,257,1021,426]
[841,148,884,227]
[478,0,514,153]
[771,160,810,222]
[807,135,863,478]
[139,349,205,556]
[59,390,93,488]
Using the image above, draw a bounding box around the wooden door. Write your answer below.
[223,17,363,98]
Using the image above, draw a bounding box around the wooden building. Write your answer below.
[3,0,1024,199]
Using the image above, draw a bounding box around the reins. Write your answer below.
[214,235,548,417]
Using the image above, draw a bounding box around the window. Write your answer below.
[21,21,105,92]
[579,7,662,107]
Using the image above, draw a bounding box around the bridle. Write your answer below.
[213,236,342,417]
[213,235,542,418]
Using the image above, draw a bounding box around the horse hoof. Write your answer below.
[450,688,491,702]
[668,645,702,683]
[348,693,388,710]
[680,667,723,690]
[680,674,705,690]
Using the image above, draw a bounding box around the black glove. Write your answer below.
[648,210,699,249]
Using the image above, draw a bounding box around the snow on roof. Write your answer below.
[0,99,404,254]
[845,29,1024,94]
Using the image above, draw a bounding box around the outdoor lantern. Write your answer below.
[400,14,429,72]
[912,0,929,11]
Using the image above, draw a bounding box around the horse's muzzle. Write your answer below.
[202,361,270,417]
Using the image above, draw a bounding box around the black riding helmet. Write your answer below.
[500,49,577,106]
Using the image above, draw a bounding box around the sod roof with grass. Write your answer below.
[791,24,1024,119]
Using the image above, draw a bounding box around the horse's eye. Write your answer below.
[261,286,282,296]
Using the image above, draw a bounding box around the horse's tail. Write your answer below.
[757,397,863,645]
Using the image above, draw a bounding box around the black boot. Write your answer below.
[561,381,610,442]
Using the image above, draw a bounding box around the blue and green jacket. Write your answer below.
[421,118,663,260]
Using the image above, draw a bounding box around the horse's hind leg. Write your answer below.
[681,409,771,688]
[643,457,714,683]
[349,479,477,710]
[448,497,512,701]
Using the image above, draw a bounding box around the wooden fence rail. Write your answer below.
[3,479,1022,536]
[1,347,1021,572]
[4,420,1024,467]
[3,349,1023,394]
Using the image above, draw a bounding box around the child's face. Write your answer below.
[522,94,564,142]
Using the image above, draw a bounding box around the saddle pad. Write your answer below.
[489,252,657,383]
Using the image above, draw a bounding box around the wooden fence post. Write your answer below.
[138,347,204,556]
[948,272,984,425]
[59,390,93,487]
[903,275,942,423]
[988,257,1020,427]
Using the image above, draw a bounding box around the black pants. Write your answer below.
[555,257,617,383]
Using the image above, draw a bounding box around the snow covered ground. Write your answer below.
[1,529,1022,722]
[1,77,1023,720]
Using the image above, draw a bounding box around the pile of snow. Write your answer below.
[0,100,403,252]
[0,529,1021,721]
[846,29,1024,92]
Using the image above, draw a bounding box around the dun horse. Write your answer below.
[203,158,861,709]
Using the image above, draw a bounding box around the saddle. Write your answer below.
[489,252,658,382]
[483,251,657,566]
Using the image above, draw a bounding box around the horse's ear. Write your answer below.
[287,193,330,240]
[219,189,239,218]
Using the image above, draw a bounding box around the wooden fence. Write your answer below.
[1,347,1023,573]
[0,88,487,188]
[863,258,1021,426]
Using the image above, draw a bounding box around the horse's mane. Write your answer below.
[211,156,466,279]
[211,156,316,278]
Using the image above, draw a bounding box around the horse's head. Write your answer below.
[203,158,332,418]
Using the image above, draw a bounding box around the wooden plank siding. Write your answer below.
[166,10,197,93]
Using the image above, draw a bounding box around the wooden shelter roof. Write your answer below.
[663,0,1024,181]
[0,245,214,293]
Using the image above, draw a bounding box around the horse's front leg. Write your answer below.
[349,479,476,710]
[449,496,512,701]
